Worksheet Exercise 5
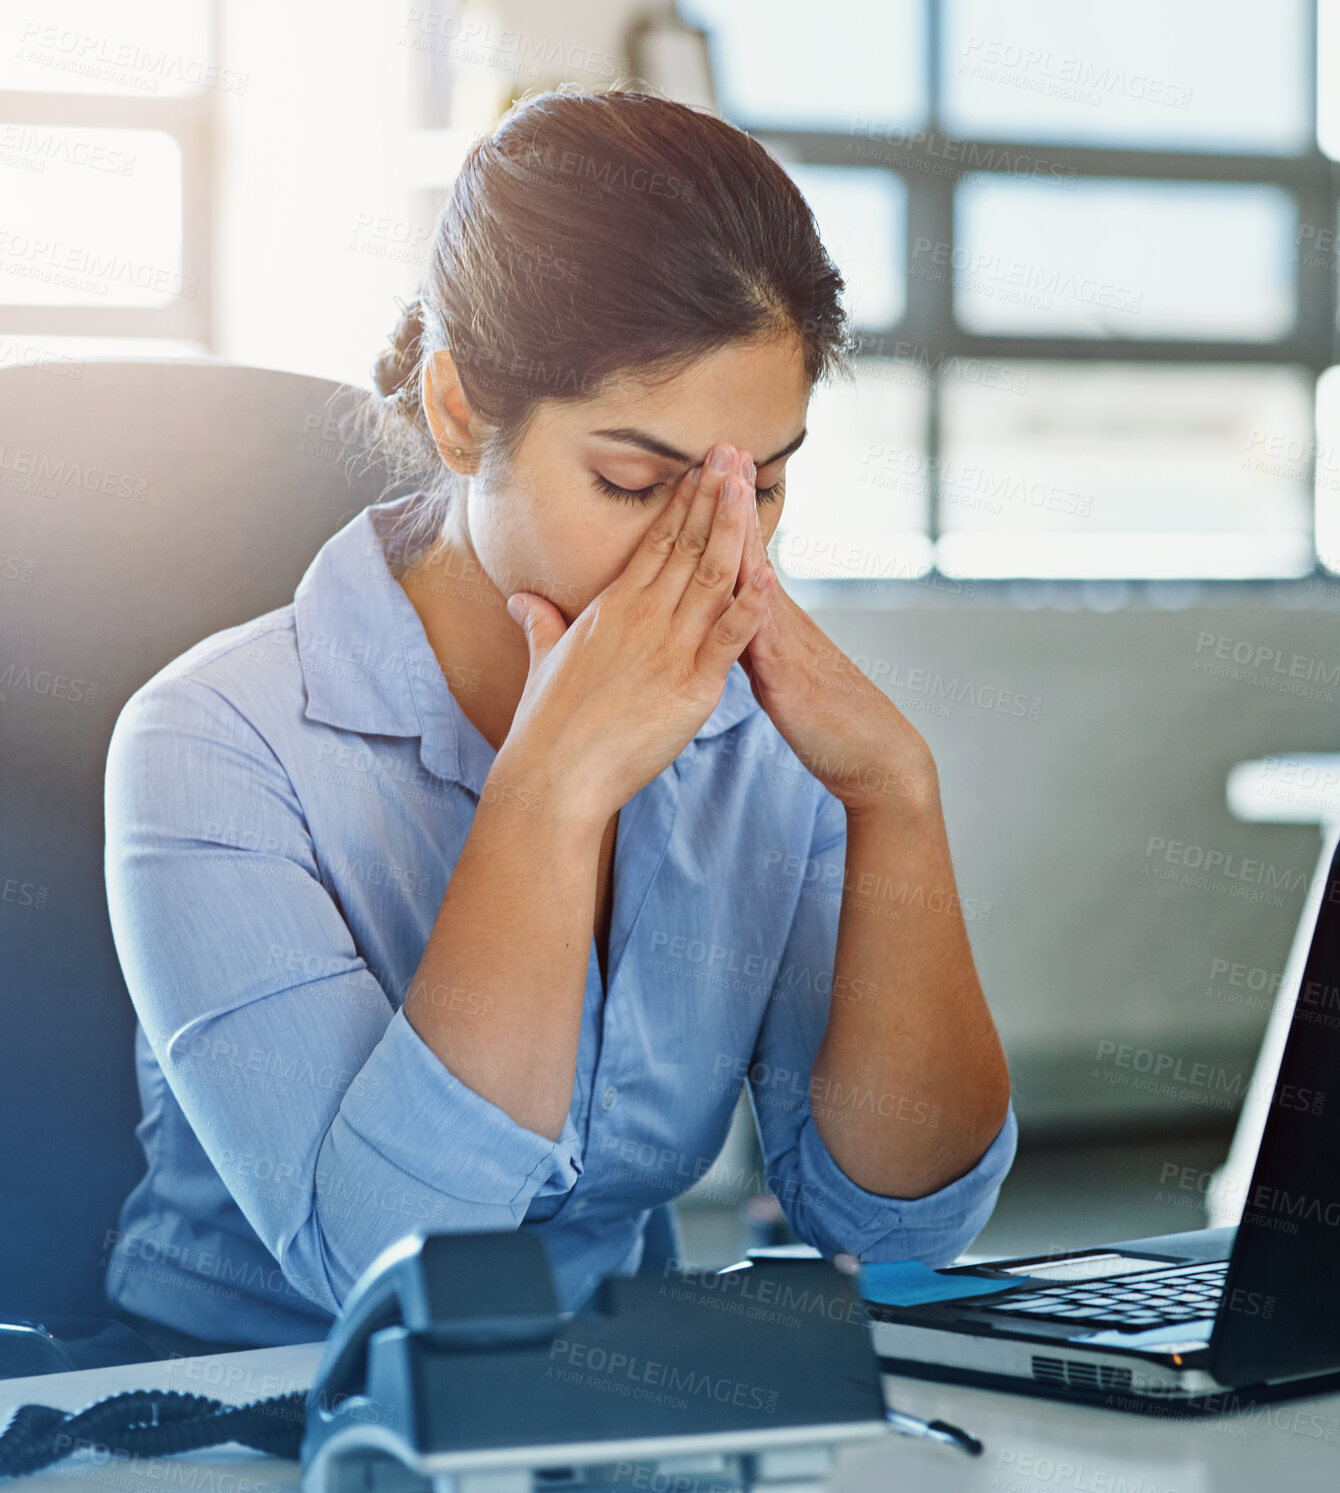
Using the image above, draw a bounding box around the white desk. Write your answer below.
[2,1344,1339,1492]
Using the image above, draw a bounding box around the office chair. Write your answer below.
[0,357,682,1323]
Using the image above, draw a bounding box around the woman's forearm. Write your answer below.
[809,786,1012,1199]
[402,744,605,1141]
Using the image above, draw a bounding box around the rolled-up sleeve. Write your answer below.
[747,783,1018,1268]
[104,673,582,1316]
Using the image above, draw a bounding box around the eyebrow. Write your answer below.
[590,425,808,468]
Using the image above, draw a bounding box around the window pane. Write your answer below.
[0,129,184,307]
[787,165,905,330]
[1,0,218,97]
[772,357,931,583]
[1317,0,1340,159]
[937,363,1314,578]
[951,176,1296,340]
[1315,368,1340,573]
[678,0,925,132]
[943,0,1311,155]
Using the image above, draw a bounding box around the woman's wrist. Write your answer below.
[487,740,612,842]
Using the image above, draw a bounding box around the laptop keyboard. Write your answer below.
[974,1261,1227,1331]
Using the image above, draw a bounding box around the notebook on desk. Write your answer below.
[740,836,1340,1413]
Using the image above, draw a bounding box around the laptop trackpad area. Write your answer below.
[993,1250,1182,1282]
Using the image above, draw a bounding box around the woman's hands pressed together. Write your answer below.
[499,442,774,831]
[500,438,943,830]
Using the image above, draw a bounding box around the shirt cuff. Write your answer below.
[335,1004,584,1208]
[796,1099,1019,1266]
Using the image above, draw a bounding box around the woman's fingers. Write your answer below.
[604,437,769,681]
[698,527,772,678]
[669,445,754,635]
[731,451,764,601]
[650,441,740,606]
[615,460,704,593]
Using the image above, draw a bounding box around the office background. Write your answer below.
[4,0,1339,1275]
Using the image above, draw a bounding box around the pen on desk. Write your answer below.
[826,1255,984,1456]
[884,1406,983,1457]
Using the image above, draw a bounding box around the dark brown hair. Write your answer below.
[354,83,854,573]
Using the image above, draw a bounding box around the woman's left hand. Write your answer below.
[732,453,939,821]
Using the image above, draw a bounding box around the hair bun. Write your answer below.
[373,293,425,400]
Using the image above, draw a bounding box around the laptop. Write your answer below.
[855,834,1340,1412]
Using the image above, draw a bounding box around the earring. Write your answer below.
[454,447,463,456]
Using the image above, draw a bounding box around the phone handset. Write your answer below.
[305,1230,566,1414]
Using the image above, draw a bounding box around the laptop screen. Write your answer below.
[1209,834,1340,1384]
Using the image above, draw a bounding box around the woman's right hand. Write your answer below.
[497,443,773,831]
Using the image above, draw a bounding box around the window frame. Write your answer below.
[749,0,1340,599]
[0,10,216,346]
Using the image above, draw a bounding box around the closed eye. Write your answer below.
[593,473,786,505]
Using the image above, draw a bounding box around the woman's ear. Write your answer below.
[421,348,476,472]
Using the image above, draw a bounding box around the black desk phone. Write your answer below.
[299,1230,891,1492]
[0,1229,912,1489]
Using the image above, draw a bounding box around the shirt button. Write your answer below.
[601,1084,618,1110]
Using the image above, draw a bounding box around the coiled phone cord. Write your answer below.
[0,1387,306,1478]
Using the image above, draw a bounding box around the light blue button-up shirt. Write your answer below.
[103,492,1018,1346]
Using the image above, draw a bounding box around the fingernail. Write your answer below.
[722,476,742,503]
[744,455,756,482]
[709,445,733,473]
[688,463,703,487]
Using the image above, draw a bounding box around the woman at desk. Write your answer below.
[102,88,1017,1356]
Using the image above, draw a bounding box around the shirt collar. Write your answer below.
[293,494,759,793]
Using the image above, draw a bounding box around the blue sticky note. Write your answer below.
[859,1259,1031,1307]
[1074,1319,1216,1350]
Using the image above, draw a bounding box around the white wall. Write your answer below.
[214,1,421,380]
[213,0,652,383]
[805,597,1340,1134]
